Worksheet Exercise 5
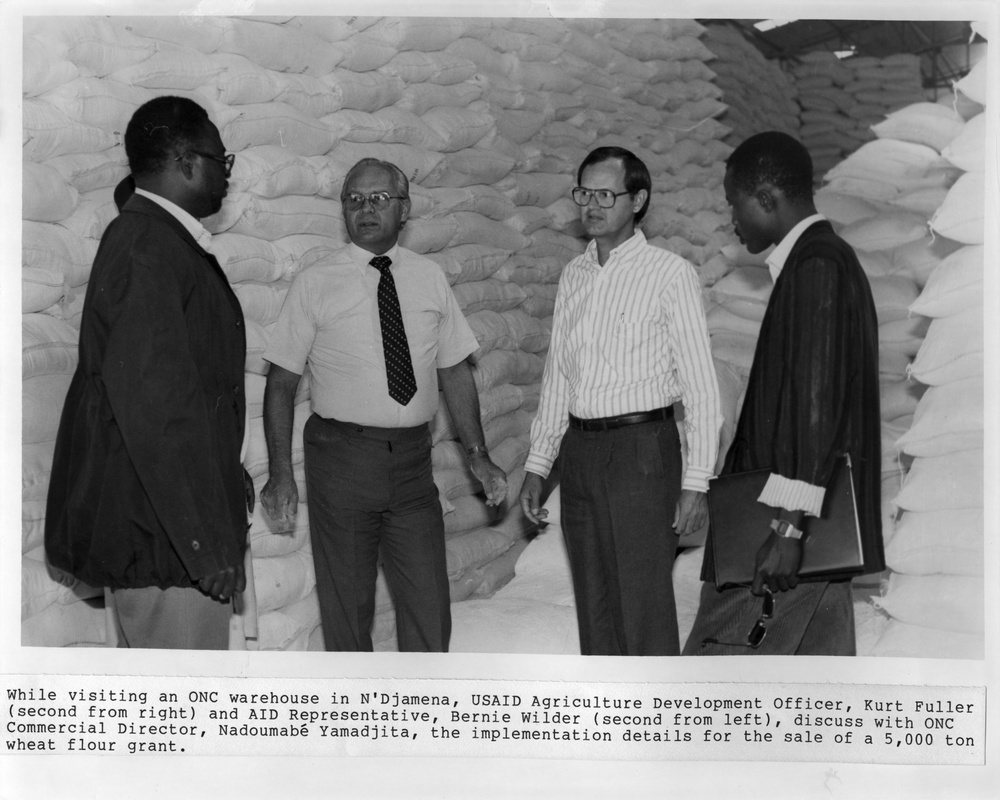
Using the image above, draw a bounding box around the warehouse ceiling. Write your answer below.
[703,19,981,90]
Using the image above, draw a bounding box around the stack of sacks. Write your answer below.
[704,263,772,380]
[463,17,735,268]
[21,15,740,651]
[792,51,926,181]
[789,51,861,178]
[22,314,107,647]
[817,136,964,289]
[22,20,124,647]
[813,91,981,580]
[693,240,770,494]
[242,372,321,651]
[841,53,927,135]
[587,19,733,266]
[701,23,800,146]
[869,50,988,660]
[449,486,579,654]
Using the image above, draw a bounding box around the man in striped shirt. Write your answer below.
[519,146,723,656]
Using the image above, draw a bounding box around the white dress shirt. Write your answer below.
[524,230,722,493]
[134,188,214,252]
[264,242,478,428]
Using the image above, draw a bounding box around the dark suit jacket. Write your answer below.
[702,219,885,582]
[45,194,248,589]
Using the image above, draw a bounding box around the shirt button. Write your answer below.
[235,319,243,328]
[191,540,200,551]
[233,384,241,395]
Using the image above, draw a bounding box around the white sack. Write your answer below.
[893,449,984,512]
[894,376,984,457]
[885,508,983,576]
[23,162,79,222]
[907,306,984,385]
[909,245,983,318]
[929,171,985,245]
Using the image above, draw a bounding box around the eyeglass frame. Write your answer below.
[342,191,408,211]
[699,587,775,650]
[176,149,236,176]
[571,186,633,208]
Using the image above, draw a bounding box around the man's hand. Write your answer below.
[518,471,549,525]
[260,471,298,524]
[198,563,246,602]
[751,533,802,596]
[469,454,508,507]
[672,489,708,537]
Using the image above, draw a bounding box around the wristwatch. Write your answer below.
[770,519,804,540]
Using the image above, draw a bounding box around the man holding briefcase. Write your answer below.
[684,132,884,656]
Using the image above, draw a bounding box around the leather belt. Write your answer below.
[568,406,674,432]
[315,415,428,443]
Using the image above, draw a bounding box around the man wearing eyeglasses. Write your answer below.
[519,146,723,656]
[261,157,507,652]
[45,96,249,649]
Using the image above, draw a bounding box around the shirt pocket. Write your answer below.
[400,304,441,366]
[604,305,660,378]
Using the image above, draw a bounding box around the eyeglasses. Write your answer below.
[343,191,407,211]
[571,187,632,208]
[700,588,775,650]
[177,150,235,176]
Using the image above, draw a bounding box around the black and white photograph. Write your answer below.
[2,0,996,797]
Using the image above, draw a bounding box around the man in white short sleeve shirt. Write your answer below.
[262,158,506,652]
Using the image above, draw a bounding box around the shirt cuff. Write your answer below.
[757,473,826,517]
[523,451,554,481]
[681,465,712,494]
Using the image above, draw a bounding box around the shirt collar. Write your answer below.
[583,228,647,267]
[765,213,826,283]
[134,187,214,253]
[350,242,400,269]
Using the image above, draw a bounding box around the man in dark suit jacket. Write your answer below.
[684,131,883,656]
[45,96,248,649]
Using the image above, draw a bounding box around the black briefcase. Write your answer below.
[708,455,866,588]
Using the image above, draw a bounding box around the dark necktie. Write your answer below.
[370,255,417,406]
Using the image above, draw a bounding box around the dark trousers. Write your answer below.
[682,580,856,655]
[304,415,450,652]
[560,419,683,656]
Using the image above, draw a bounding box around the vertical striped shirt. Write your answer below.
[524,230,722,492]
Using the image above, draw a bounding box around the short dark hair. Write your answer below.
[124,96,212,177]
[341,158,410,201]
[577,146,651,222]
[726,131,814,205]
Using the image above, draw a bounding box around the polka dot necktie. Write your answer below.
[370,255,417,406]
